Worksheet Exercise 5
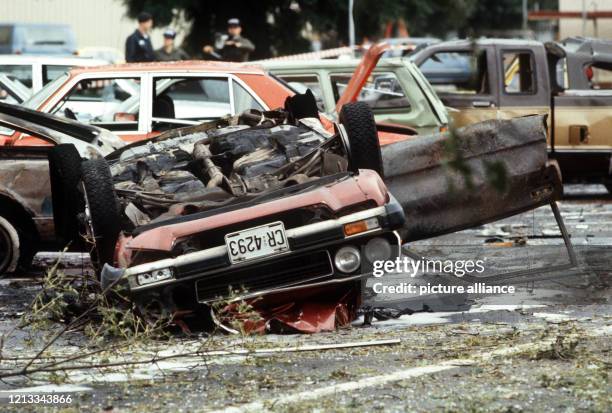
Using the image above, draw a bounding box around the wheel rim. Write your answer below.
[82,183,101,267]
[0,225,14,272]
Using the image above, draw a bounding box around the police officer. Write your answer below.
[155,29,189,61]
[125,12,155,63]
[203,18,255,62]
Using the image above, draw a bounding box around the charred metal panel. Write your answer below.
[0,148,54,241]
[382,115,561,241]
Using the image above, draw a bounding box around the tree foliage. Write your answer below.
[123,0,557,58]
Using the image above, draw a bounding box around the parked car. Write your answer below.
[0,23,77,55]
[411,37,612,189]
[264,43,448,136]
[375,37,440,58]
[0,61,293,145]
[0,55,107,99]
[0,54,422,148]
[78,47,124,64]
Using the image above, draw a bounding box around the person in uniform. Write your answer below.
[202,18,255,62]
[125,12,155,63]
[155,29,189,61]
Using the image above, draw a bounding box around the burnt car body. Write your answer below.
[113,170,404,322]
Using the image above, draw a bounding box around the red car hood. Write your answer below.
[335,43,390,113]
[125,169,389,252]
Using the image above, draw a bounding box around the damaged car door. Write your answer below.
[382,114,561,241]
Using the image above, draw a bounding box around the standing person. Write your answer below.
[155,29,189,61]
[202,18,255,62]
[125,12,155,63]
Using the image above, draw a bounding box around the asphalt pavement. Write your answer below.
[0,185,610,412]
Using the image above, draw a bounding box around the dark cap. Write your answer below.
[163,28,176,39]
[227,18,241,26]
[137,12,153,23]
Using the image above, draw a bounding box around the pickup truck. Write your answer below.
[411,37,612,190]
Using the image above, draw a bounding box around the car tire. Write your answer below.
[605,183,612,194]
[0,215,20,276]
[48,144,83,248]
[81,158,121,272]
[339,101,384,177]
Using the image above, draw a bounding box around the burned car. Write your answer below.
[53,100,405,329]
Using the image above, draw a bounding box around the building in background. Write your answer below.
[559,0,612,39]
[530,0,612,40]
[0,0,190,61]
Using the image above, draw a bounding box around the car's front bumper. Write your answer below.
[102,195,405,305]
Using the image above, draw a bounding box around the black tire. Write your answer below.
[605,184,612,194]
[0,216,20,275]
[81,158,121,272]
[339,101,383,177]
[48,144,83,247]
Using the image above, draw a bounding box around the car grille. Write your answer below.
[195,250,333,302]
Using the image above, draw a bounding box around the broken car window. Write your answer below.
[152,77,231,122]
[22,72,68,110]
[331,72,411,111]
[420,51,488,95]
[232,80,264,114]
[0,64,32,88]
[43,65,71,85]
[503,51,536,94]
[52,77,140,130]
[276,74,325,112]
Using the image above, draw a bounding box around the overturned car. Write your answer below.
[47,94,562,331]
[47,100,403,330]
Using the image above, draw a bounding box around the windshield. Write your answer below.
[25,26,71,46]
[22,72,68,110]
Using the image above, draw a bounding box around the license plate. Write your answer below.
[225,221,289,264]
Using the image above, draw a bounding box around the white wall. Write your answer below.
[1,0,189,57]
[559,0,612,39]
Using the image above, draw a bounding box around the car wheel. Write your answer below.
[49,144,83,248]
[605,183,612,194]
[0,216,20,276]
[339,101,384,177]
[81,158,121,273]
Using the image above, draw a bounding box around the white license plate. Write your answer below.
[225,221,289,264]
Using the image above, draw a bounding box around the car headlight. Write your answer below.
[364,237,392,263]
[137,268,174,286]
[334,246,361,273]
